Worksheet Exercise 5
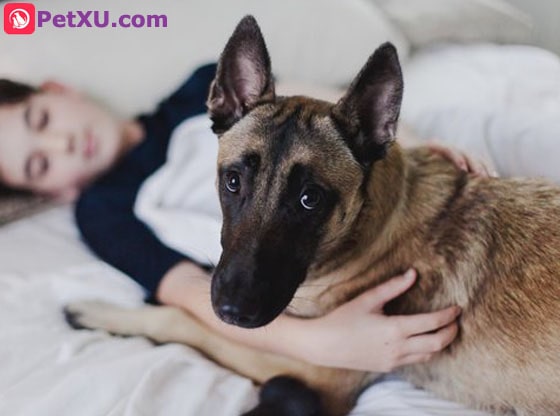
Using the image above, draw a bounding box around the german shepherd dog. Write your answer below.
[66,16,560,416]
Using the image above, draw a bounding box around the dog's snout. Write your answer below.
[211,251,306,328]
[217,303,260,328]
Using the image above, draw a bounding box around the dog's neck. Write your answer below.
[292,144,463,317]
[292,144,408,313]
[360,142,410,251]
[305,142,407,271]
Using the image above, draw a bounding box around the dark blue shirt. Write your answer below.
[75,64,217,301]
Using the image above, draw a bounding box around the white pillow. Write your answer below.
[0,0,408,117]
[401,44,560,184]
[373,0,533,49]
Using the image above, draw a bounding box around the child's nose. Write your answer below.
[39,132,75,154]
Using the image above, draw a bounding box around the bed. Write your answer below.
[0,205,493,415]
[1,1,558,415]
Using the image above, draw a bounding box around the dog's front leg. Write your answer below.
[241,376,323,416]
[64,300,210,346]
[64,301,364,415]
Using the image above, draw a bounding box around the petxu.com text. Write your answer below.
[38,10,168,29]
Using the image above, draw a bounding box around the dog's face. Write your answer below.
[208,16,403,328]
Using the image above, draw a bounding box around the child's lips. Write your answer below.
[84,130,98,159]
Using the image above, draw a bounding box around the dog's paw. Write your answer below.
[243,376,323,416]
[63,300,130,334]
[63,303,89,330]
[62,301,193,344]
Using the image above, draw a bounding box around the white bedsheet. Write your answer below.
[0,206,488,415]
[0,207,258,416]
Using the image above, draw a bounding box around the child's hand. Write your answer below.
[426,141,498,178]
[302,270,461,373]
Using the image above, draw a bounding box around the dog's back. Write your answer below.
[389,148,560,415]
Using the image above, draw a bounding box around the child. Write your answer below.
[0,64,485,373]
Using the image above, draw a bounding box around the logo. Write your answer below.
[4,3,36,35]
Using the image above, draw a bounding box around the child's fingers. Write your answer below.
[397,305,461,337]
[356,269,417,311]
[427,143,468,171]
[397,352,434,367]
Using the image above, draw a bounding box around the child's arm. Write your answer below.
[156,261,459,373]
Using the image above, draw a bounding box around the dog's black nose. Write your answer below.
[218,303,259,328]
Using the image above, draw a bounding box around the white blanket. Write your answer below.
[134,115,222,267]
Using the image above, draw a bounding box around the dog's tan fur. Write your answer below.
[66,16,560,416]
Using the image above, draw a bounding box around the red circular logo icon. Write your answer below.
[4,3,36,35]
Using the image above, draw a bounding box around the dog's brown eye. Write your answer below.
[300,187,322,210]
[225,172,241,193]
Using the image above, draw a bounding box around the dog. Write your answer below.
[65,15,560,416]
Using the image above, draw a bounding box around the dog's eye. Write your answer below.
[300,187,322,210]
[225,172,241,193]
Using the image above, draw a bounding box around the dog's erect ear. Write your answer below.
[207,15,275,135]
[332,43,403,165]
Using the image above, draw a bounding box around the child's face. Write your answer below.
[0,85,125,198]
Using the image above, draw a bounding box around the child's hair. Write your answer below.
[0,80,38,193]
[0,79,37,106]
